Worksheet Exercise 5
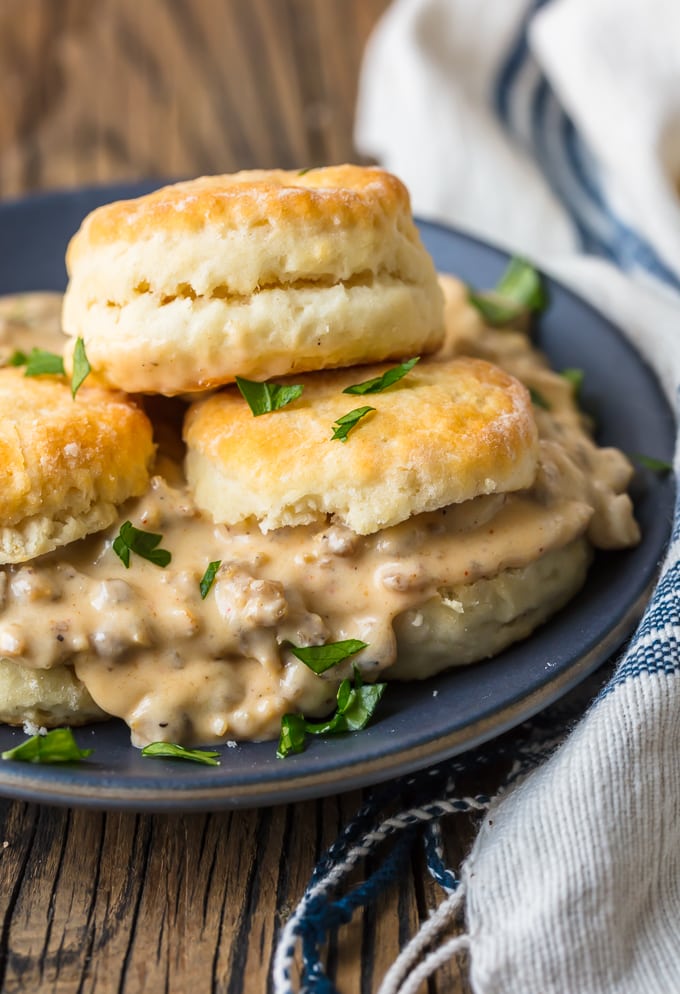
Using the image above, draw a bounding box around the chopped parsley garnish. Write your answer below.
[276,666,386,758]
[113,521,172,568]
[199,560,222,599]
[23,348,65,377]
[468,257,548,327]
[343,357,420,395]
[8,342,90,397]
[288,638,368,675]
[141,742,221,766]
[71,337,91,397]
[277,714,307,757]
[529,386,551,410]
[331,406,375,442]
[1,727,93,764]
[7,349,28,367]
[235,376,303,416]
[630,453,673,474]
[561,367,584,399]
[297,167,313,176]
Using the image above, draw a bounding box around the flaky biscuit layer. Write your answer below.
[184,356,539,535]
[0,368,155,563]
[62,166,444,394]
[63,277,444,395]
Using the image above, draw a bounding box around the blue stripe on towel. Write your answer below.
[494,0,552,124]
[608,550,680,687]
[493,1,680,291]
[605,572,680,688]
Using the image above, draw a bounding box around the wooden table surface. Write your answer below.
[0,3,484,991]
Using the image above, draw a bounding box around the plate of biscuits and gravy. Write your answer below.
[0,166,673,809]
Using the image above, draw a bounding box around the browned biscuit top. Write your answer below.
[0,367,155,561]
[184,356,540,535]
[66,166,411,261]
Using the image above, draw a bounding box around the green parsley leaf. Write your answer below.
[297,167,313,176]
[630,453,673,474]
[276,714,307,758]
[468,257,548,327]
[2,727,93,764]
[466,295,516,326]
[288,638,368,674]
[7,349,28,367]
[235,376,304,416]
[23,348,65,377]
[561,368,584,399]
[495,256,548,310]
[529,386,551,410]
[306,671,385,736]
[199,560,222,599]
[141,742,221,765]
[331,406,375,442]
[71,337,91,397]
[113,520,172,568]
[343,357,420,395]
[276,666,386,758]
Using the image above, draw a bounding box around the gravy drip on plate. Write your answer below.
[0,290,640,746]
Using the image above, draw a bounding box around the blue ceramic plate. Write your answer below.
[0,184,674,810]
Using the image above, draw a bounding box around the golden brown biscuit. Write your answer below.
[184,356,539,535]
[436,271,641,550]
[0,368,155,563]
[62,166,445,395]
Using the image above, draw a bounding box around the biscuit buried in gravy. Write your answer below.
[62,166,445,395]
[0,367,155,564]
[181,353,616,683]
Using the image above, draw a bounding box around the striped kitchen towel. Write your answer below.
[273,1,680,991]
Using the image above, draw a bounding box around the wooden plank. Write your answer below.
[0,792,478,992]
[0,0,392,196]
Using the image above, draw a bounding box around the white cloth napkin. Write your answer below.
[353,1,680,991]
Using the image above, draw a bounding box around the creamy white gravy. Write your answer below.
[0,288,640,745]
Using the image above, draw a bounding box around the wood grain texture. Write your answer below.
[0,792,480,993]
[0,0,388,197]
[0,2,481,991]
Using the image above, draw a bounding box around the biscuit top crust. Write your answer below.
[64,164,437,299]
[0,368,154,527]
[184,356,540,535]
[67,166,410,260]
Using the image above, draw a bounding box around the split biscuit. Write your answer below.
[184,356,539,535]
[0,368,155,563]
[62,165,445,395]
